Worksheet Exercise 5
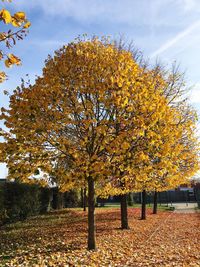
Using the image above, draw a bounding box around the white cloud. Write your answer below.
[12,0,175,26]
[150,19,200,58]
[182,0,198,12]
[189,83,200,104]
[12,0,132,22]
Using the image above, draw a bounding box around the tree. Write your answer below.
[0,37,173,249]
[95,55,173,228]
[149,65,200,215]
[110,64,199,221]
[137,103,198,219]
[0,0,31,82]
[152,190,158,214]
[1,36,198,249]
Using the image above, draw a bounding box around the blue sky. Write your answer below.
[1,0,200,178]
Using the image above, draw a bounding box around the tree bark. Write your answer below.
[83,187,87,211]
[58,192,64,209]
[120,194,129,229]
[47,189,53,212]
[153,191,158,214]
[81,187,87,211]
[141,190,146,220]
[53,189,64,210]
[87,177,96,250]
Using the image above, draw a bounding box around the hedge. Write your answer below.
[0,181,80,225]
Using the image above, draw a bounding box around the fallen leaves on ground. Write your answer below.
[0,208,199,266]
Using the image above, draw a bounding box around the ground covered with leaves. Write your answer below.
[0,207,199,266]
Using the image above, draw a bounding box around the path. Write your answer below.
[125,211,200,266]
[173,202,198,213]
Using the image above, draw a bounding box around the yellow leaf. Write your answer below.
[121,142,130,150]
[5,59,12,68]
[5,54,21,68]
[8,54,21,65]
[0,9,12,24]
[0,71,6,83]
[0,33,6,41]
[23,21,31,29]
[11,17,21,27]
[14,11,26,21]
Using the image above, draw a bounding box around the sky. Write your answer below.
[1,0,200,178]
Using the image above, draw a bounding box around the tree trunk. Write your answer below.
[53,189,64,210]
[81,187,87,211]
[141,190,146,220]
[87,177,96,250]
[58,191,64,209]
[83,187,87,211]
[153,191,158,214]
[81,188,83,207]
[47,189,53,212]
[120,194,129,229]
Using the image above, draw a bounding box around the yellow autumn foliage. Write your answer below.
[0,1,30,82]
[0,36,199,199]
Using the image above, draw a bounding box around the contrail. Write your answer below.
[150,19,200,58]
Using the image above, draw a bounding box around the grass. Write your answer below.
[95,202,174,211]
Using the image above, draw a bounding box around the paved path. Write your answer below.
[173,202,198,213]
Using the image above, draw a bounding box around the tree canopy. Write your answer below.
[0,36,199,249]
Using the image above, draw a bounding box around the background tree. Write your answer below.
[150,64,199,215]
[92,54,172,228]
[108,64,199,221]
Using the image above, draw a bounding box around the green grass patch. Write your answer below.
[95,202,174,211]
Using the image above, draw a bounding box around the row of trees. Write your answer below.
[0,37,199,250]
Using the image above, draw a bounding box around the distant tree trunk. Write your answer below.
[120,194,129,229]
[81,187,87,211]
[83,187,87,211]
[153,191,158,214]
[52,188,64,210]
[141,190,146,220]
[87,177,96,250]
[127,192,134,206]
[47,189,53,212]
[57,191,64,209]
